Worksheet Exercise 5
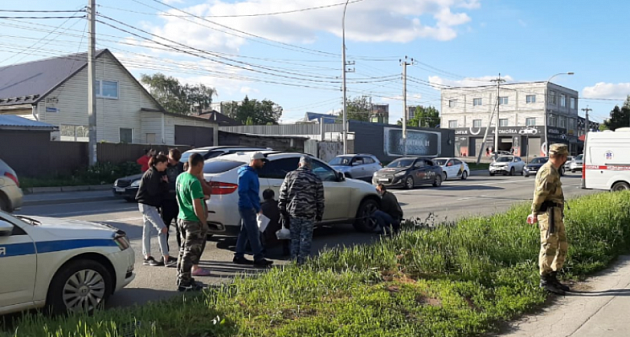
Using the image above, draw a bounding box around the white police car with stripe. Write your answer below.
[0,211,135,315]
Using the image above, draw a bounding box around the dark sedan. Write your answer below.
[372,157,443,189]
[113,173,143,202]
[524,157,548,177]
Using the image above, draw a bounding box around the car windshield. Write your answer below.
[387,159,414,168]
[575,154,583,160]
[180,151,205,163]
[203,160,244,174]
[496,156,513,163]
[433,159,447,166]
[530,157,548,164]
[329,157,352,166]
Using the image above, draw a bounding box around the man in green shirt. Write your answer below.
[175,153,208,292]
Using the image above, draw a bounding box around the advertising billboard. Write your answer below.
[384,127,441,157]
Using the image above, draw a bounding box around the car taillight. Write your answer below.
[4,172,19,187]
[211,182,238,195]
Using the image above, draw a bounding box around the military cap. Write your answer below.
[549,143,568,156]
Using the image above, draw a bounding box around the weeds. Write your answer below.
[3,192,630,336]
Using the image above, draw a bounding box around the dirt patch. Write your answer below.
[416,294,442,307]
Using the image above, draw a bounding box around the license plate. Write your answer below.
[116,187,125,192]
[378,178,389,182]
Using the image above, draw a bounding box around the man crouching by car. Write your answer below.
[372,184,403,235]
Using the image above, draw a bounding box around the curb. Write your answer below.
[469,170,489,176]
[22,196,118,207]
[23,185,112,195]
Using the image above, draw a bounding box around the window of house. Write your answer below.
[559,117,566,128]
[526,95,536,103]
[95,80,119,99]
[526,117,536,126]
[560,94,566,107]
[120,128,133,143]
[448,99,458,108]
[499,97,508,105]
[60,125,89,142]
[448,120,458,128]
[499,118,509,127]
[550,91,557,105]
[570,97,576,110]
[146,133,156,144]
[548,115,557,127]
[473,119,482,128]
[473,98,482,106]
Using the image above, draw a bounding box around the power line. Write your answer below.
[0,9,84,13]
[0,15,86,19]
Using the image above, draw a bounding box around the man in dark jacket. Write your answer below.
[372,184,403,234]
[278,156,325,265]
[233,152,273,268]
[162,149,185,250]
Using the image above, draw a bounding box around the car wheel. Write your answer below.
[47,259,112,315]
[611,182,630,192]
[404,176,414,189]
[443,172,448,181]
[489,172,495,176]
[560,167,566,176]
[353,198,380,232]
[571,169,576,173]
[0,194,9,212]
[433,174,442,187]
[509,167,515,176]
[461,171,468,180]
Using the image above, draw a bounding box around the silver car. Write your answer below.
[489,156,526,176]
[0,159,23,212]
[569,154,583,172]
[329,154,382,181]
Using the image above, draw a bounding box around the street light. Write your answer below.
[544,72,574,156]
[341,0,350,154]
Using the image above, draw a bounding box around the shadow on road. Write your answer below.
[434,185,503,191]
[566,289,630,297]
[106,287,179,308]
[106,221,144,239]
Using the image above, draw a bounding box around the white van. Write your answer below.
[583,128,630,191]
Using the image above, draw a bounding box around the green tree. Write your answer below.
[599,123,609,131]
[224,96,283,125]
[396,106,440,127]
[604,96,630,131]
[336,96,371,122]
[140,73,217,114]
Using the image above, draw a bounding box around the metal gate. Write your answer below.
[174,125,214,147]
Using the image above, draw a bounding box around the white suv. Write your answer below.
[489,156,526,176]
[202,152,382,234]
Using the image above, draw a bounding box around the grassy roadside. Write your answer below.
[3,192,630,336]
[466,162,490,171]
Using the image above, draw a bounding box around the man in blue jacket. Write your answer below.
[233,152,273,267]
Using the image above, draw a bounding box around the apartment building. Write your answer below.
[440,82,580,157]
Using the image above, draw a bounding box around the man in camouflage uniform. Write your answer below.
[279,156,325,265]
[528,144,570,295]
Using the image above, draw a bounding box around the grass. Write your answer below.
[3,192,630,337]
[466,162,490,171]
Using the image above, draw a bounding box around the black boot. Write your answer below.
[550,271,570,292]
[540,274,566,295]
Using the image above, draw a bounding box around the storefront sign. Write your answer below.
[384,127,441,157]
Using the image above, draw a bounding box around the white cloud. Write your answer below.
[583,82,630,99]
[143,0,481,54]
[429,75,514,88]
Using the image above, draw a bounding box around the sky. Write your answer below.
[1,0,628,124]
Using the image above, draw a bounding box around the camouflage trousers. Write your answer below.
[538,208,568,276]
[176,219,207,286]
[290,217,314,265]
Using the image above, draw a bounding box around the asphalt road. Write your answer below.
[17,172,598,309]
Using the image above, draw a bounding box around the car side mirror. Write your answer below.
[0,220,13,237]
[337,171,345,182]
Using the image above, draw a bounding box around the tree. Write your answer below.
[599,123,609,131]
[140,73,217,114]
[604,96,630,131]
[336,96,372,122]
[396,106,440,128]
[224,96,283,125]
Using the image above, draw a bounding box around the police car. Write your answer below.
[0,211,135,315]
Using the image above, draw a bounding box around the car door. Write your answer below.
[514,157,524,172]
[350,157,365,179]
[363,157,380,177]
[411,159,428,185]
[0,217,36,309]
[259,157,300,202]
[445,159,458,179]
[310,159,350,221]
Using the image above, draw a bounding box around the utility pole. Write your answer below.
[582,106,592,139]
[87,0,97,165]
[400,56,414,156]
[490,74,505,157]
[581,106,591,189]
[341,0,354,154]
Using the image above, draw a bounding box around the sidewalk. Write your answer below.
[22,189,116,206]
[500,255,630,337]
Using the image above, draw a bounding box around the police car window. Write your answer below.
[259,158,299,179]
[311,160,337,182]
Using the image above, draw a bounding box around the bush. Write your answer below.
[20,162,141,188]
[3,192,630,337]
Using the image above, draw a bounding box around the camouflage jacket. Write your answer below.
[531,161,564,214]
[278,167,325,220]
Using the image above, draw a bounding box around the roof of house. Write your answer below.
[0,115,57,130]
[0,50,108,107]
[305,112,338,124]
[194,110,241,126]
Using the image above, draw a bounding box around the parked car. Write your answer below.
[569,154,583,173]
[372,157,443,189]
[489,156,526,176]
[329,154,382,181]
[564,156,574,171]
[113,146,270,201]
[0,159,23,213]
[492,150,512,156]
[432,157,470,180]
[0,211,135,315]
[201,151,382,233]
[524,157,548,177]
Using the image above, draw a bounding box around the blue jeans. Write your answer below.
[372,210,399,234]
[290,217,315,265]
[235,208,264,261]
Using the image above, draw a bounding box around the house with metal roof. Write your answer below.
[0,49,218,147]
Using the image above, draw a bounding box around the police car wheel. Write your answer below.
[353,198,380,232]
[47,259,113,315]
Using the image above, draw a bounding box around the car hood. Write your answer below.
[331,165,351,172]
[24,216,120,239]
[376,168,406,175]
[526,163,544,169]
[118,173,143,182]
